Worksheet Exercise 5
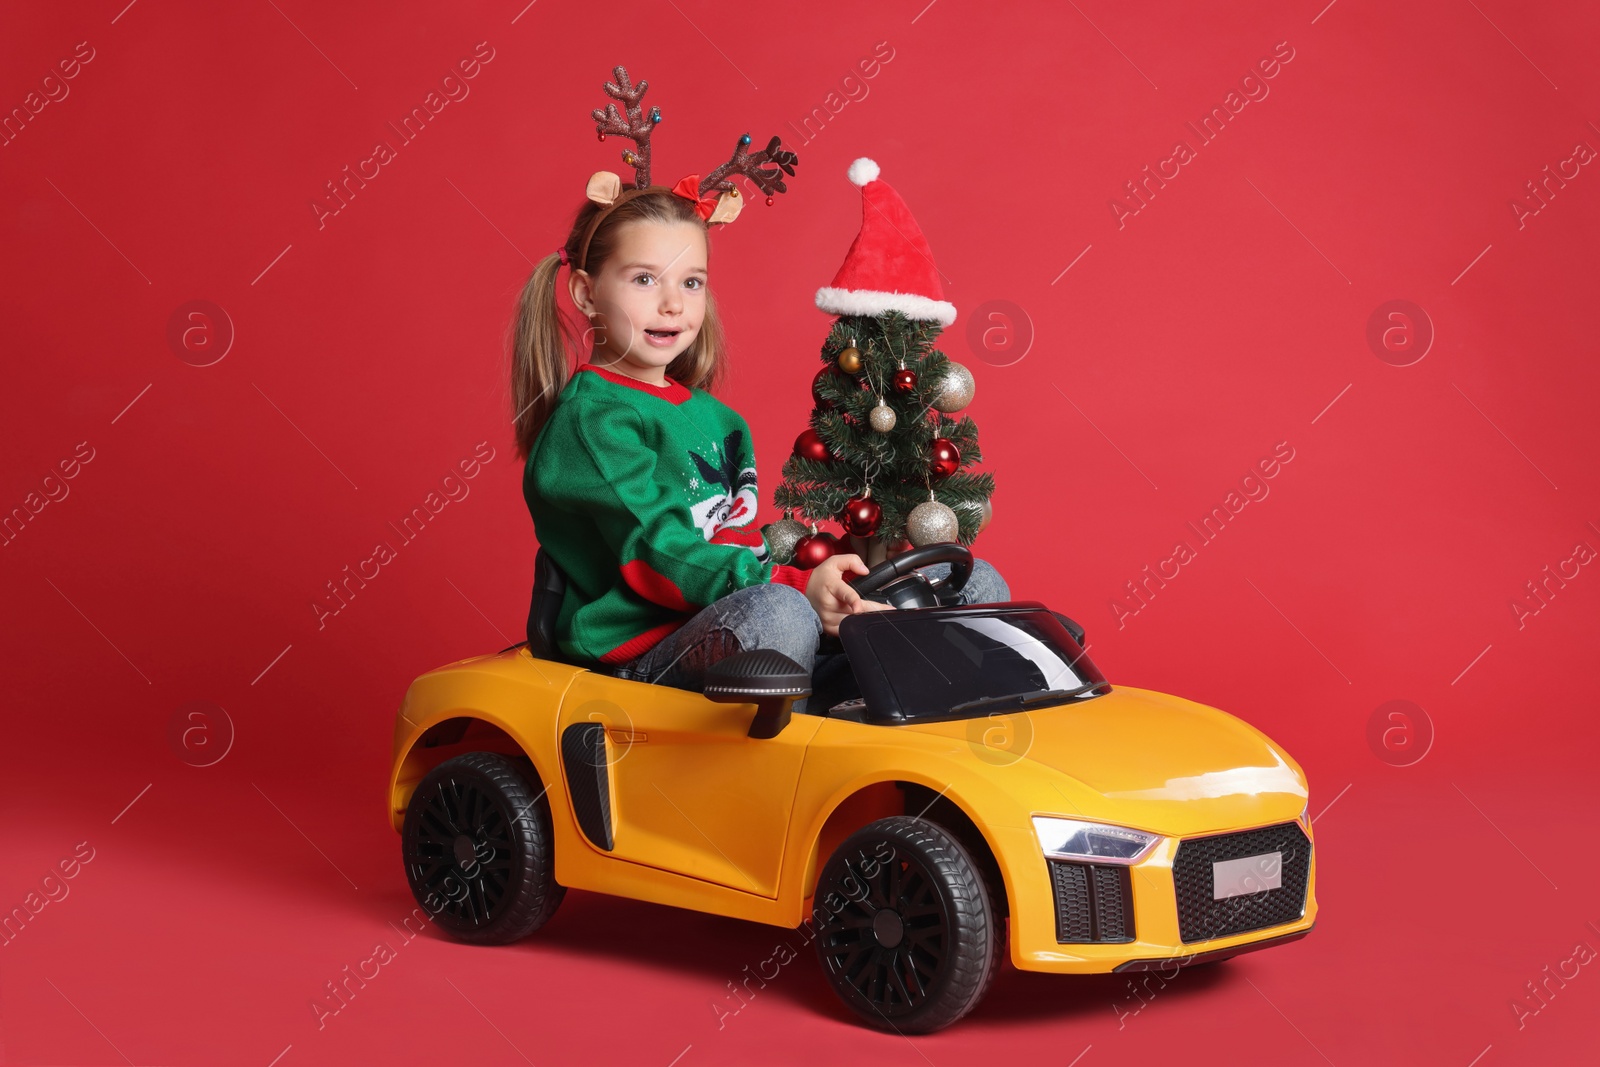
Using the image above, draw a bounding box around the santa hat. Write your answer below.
[815,158,956,327]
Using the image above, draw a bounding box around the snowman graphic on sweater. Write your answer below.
[687,430,770,563]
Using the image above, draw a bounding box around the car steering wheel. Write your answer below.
[846,541,972,609]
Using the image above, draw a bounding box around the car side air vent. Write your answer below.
[561,723,614,850]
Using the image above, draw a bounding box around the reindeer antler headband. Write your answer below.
[572,66,800,273]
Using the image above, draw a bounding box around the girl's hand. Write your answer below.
[805,553,895,637]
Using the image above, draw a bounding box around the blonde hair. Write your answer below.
[510,191,728,460]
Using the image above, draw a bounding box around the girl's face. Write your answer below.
[571,218,708,382]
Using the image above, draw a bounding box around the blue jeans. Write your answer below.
[608,559,1011,714]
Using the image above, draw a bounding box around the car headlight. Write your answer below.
[1031,816,1160,865]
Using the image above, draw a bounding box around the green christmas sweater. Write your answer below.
[524,362,810,664]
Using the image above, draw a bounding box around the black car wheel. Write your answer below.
[811,816,1001,1033]
[401,752,564,944]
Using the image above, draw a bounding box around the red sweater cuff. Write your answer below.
[767,564,811,592]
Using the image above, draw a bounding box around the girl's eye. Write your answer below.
[632,273,654,286]
[684,277,704,290]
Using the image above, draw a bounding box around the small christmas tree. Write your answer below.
[767,159,995,568]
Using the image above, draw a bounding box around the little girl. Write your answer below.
[510,81,1006,709]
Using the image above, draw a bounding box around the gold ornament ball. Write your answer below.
[869,399,897,432]
[932,361,976,413]
[907,499,960,546]
[837,346,863,374]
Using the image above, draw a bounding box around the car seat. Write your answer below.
[525,547,619,674]
[525,547,565,658]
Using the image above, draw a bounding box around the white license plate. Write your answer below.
[1212,851,1282,899]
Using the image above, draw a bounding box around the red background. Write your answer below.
[3,0,1597,1063]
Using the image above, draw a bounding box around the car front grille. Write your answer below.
[1172,821,1310,943]
[1049,860,1134,943]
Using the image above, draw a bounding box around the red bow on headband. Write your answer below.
[671,174,721,221]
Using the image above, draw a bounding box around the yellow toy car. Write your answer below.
[388,543,1316,1033]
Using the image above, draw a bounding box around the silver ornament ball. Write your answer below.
[958,496,993,534]
[907,499,960,546]
[932,361,976,413]
[869,400,897,432]
[763,517,809,565]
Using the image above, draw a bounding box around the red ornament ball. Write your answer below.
[793,428,834,464]
[929,437,961,478]
[892,367,918,394]
[839,493,882,537]
[793,530,839,569]
[812,366,840,409]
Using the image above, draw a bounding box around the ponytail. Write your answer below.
[510,251,573,461]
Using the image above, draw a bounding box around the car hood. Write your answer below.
[897,685,1308,835]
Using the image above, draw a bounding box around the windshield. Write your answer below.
[840,606,1108,723]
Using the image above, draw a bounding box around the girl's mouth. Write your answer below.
[643,328,681,348]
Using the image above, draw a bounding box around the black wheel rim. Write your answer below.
[404,773,518,929]
[818,849,950,1017]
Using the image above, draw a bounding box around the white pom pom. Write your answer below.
[847,158,880,186]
